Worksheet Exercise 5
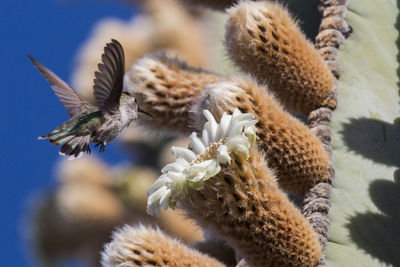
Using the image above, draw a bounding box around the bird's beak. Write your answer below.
[138,106,154,118]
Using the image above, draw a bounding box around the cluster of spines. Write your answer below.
[179,148,322,266]
[224,1,336,115]
[101,225,224,267]
[124,53,220,134]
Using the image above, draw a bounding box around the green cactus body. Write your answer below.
[327,1,400,266]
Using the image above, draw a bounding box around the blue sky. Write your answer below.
[0,0,137,266]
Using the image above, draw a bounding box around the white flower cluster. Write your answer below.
[146,109,258,216]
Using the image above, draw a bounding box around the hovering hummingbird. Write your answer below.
[30,39,150,159]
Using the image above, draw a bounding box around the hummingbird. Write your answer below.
[30,39,150,160]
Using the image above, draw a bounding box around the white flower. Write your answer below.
[146,108,258,216]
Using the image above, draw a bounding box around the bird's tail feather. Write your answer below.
[39,127,91,160]
[58,135,91,160]
[39,129,70,144]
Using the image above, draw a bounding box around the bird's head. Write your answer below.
[120,93,154,127]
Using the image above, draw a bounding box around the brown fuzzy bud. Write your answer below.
[124,54,220,134]
[56,158,124,226]
[179,148,323,266]
[225,1,336,114]
[193,77,331,196]
[57,157,111,186]
[55,183,124,227]
[144,0,211,67]
[101,225,224,267]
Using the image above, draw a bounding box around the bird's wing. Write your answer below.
[29,55,88,118]
[93,39,125,114]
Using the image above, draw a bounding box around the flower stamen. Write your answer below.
[191,138,227,165]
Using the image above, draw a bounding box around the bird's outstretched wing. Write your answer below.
[93,39,125,114]
[29,55,88,118]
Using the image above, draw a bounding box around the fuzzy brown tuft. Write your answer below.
[179,148,323,266]
[124,54,220,134]
[101,225,224,267]
[225,1,336,115]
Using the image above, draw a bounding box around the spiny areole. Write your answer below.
[225,1,336,115]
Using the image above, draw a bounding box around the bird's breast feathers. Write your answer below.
[119,106,131,127]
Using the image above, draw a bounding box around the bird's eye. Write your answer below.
[134,98,137,104]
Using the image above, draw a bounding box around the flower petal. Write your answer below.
[171,146,196,162]
[219,112,231,138]
[161,158,189,173]
[202,127,210,147]
[147,174,170,196]
[189,132,206,154]
[244,125,258,146]
[203,110,220,142]
[228,134,251,157]
[146,186,171,217]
